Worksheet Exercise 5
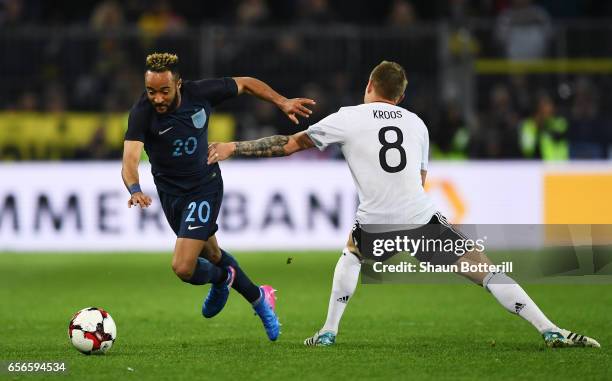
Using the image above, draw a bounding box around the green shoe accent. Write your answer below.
[316,331,336,346]
[543,331,570,348]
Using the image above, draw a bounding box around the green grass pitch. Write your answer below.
[1,252,611,380]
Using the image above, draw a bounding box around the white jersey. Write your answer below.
[306,102,436,225]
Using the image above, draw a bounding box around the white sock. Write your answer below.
[483,272,558,334]
[320,248,361,335]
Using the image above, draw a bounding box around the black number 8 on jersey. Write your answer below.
[378,126,407,173]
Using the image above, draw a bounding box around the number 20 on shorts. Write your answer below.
[185,201,210,223]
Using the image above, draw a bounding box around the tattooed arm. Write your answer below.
[207,131,315,164]
[235,135,290,158]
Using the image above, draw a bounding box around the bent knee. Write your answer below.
[172,262,194,281]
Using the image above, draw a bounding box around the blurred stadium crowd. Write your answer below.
[1,0,612,160]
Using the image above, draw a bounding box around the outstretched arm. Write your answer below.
[207,131,315,164]
[233,77,316,125]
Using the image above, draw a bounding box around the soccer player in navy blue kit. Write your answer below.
[121,53,315,341]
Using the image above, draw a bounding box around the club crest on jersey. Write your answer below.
[191,108,207,129]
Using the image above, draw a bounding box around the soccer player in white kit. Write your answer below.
[207,61,600,349]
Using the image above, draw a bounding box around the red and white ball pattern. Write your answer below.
[68,307,117,355]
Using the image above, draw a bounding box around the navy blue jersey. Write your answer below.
[125,78,238,194]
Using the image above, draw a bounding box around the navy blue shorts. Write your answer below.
[157,173,223,241]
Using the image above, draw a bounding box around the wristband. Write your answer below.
[128,183,142,195]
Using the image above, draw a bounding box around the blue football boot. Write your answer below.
[202,266,235,318]
[253,285,280,341]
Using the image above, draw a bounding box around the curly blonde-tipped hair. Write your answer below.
[145,53,180,77]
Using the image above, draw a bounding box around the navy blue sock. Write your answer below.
[186,258,224,285]
[218,250,261,303]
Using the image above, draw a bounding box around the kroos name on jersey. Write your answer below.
[373,110,403,119]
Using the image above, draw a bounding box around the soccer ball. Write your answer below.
[68,307,117,355]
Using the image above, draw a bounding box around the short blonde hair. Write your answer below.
[145,52,180,77]
[369,61,408,101]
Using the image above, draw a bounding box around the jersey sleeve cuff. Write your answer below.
[305,129,327,151]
